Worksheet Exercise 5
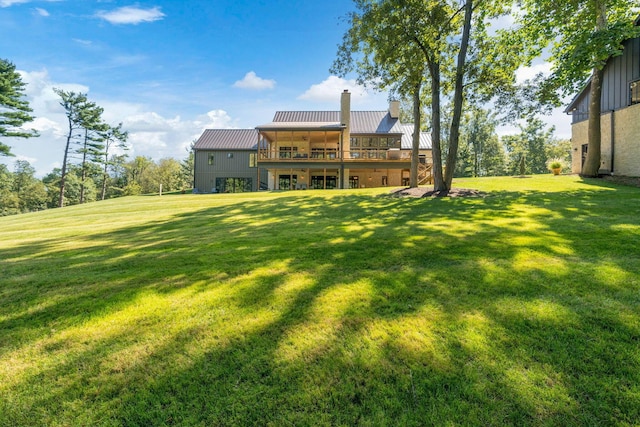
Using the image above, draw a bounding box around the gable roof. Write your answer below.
[193,129,258,150]
[399,124,432,150]
[262,110,404,134]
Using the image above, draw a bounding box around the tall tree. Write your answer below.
[53,89,103,207]
[332,0,428,188]
[0,59,37,156]
[520,0,640,176]
[77,103,107,204]
[334,0,535,191]
[99,123,128,200]
[455,107,505,177]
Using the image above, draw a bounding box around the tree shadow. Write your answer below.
[1,183,639,425]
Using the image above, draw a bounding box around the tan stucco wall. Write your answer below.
[571,104,640,176]
[612,103,640,177]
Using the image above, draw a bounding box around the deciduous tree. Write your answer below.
[519,0,640,176]
[334,0,535,190]
[503,118,555,175]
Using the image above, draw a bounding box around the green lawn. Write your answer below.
[1,175,639,426]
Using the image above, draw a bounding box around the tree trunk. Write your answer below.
[409,81,422,188]
[430,61,446,191]
[58,122,73,208]
[80,129,88,204]
[444,0,473,190]
[582,0,607,177]
[101,163,108,201]
[582,67,604,176]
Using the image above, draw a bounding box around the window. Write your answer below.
[349,176,359,189]
[249,153,257,168]
[215,178,252,193]
[208,154,214,165]
[351,137,360,147]
[227,153,233,159]
[631,80,640,105]
[278,174,297,189]
[279,147,298,158]
[311,176,337,189]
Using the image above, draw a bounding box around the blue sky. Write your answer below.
[1,0,569,176]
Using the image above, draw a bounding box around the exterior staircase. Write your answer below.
[418,163,433,185]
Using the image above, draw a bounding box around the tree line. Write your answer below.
[0,154,194,216]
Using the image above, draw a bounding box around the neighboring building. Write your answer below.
[566,16,640,176]
[193,129,266,193]
[193,90,432,192]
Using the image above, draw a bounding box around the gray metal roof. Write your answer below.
[255,121,345,131]
[400,124,432,150]
[270,110,403,134]
[193,129,258,150]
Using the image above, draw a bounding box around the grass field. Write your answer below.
[1,175,639,426]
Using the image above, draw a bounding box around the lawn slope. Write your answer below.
[1,175,639,426]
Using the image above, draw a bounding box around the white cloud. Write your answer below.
[1,0,59,7]
[73,38,92,46]
[34,7,49,16]
[233,71,276,90]
[516,62,552,84]
[298,76,371,104]
[0,0,29,6]
[96,6,165,25]
[2,68,241,177]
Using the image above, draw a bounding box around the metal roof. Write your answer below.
[196,114,432,151]
[193,129,258,150]
[255,121,345,131]
[400,124,432,150]
[269,110,403,134]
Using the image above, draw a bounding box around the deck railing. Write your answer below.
[258,148,411,161]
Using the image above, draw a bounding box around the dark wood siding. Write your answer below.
[570,36,640,124]
[194,149,265,193]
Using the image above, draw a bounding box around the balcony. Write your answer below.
[258,148,411,162]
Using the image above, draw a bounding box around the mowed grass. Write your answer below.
[1,175,639,426]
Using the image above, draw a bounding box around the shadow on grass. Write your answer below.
[1,180,640,425]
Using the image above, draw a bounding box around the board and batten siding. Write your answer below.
[194,149,259,193]
[570,37,640,124]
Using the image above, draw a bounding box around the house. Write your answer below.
[192,129,267,193]
[193,90,432,192]
[566,16,640,176]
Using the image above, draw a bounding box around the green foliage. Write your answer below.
[0,58,37,156]
[53,89,128,206]
[1,177,640,425]
[99,123,129,200]
[503,118,556,175]
[518,1,640,176]
[42,166,96,208]
[333,0,539,191]
[0,161,47,215]
[180,142,195,190]
[519,1,640,104]
[547,158,564,170]
[455,107,506,177]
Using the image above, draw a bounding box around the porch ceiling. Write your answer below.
[257,126,343,144]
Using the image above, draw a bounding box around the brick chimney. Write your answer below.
[340,89,351,133]
[389,100,400,119]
